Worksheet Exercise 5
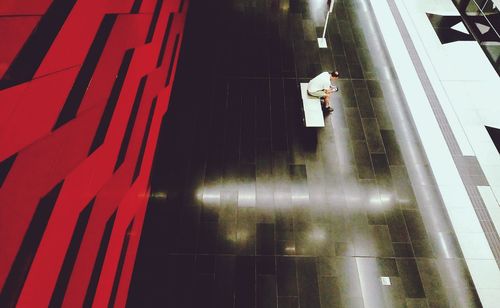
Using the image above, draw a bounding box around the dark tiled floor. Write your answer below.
[127,0,482,307]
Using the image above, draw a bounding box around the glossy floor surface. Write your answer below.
[128,0,482,307]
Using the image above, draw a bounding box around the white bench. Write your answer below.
[300,83,325,127]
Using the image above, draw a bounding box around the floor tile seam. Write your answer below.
[341,0,374,78]
[332,3,355,80]
[384,0,500,265]
[162,252,482,259]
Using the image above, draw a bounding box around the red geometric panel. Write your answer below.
[0,17,40,78]
[0,0,52,16]
[0,0,189,307]
[0,67,79,162]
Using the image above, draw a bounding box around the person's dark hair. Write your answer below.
[331,71,339,78]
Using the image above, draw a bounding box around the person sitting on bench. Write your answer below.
[307,71,339,113]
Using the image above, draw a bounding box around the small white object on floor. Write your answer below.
[380,276,391,286]
[317,37,328,48]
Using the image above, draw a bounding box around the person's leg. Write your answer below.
[308,90,325,98]
[323,95,333,112]
[308,90,333,112]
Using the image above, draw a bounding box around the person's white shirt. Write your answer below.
[307,72,331,93]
